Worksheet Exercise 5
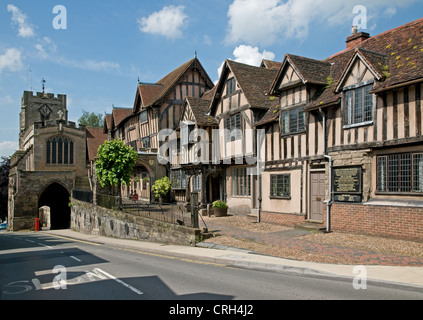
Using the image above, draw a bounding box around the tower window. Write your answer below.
[47,137,74,165]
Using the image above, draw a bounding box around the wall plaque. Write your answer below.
[332,166,362,203]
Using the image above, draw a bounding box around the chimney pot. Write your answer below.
[346,31,370,49]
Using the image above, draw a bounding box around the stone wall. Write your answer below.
[71,199,201,246]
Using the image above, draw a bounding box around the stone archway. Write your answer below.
[38,182,71,230]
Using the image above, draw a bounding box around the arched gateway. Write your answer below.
[38,183,71,230]
[8,91,91,231]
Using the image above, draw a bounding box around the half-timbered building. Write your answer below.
[261,18,423,240]
[105,57,214,202]
[179,60,278,215]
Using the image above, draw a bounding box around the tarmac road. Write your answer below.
[1,230,423,303]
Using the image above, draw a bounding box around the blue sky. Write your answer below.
[0,0,422,158]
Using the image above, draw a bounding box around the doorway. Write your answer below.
[38,183,71,230]
[309,171,326,221]
[207,174,222,204]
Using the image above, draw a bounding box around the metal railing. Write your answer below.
[122,200,194,227]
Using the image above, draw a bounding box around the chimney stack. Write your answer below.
[346,26,370,49]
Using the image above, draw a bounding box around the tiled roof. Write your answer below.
[288,55,332,85]
[112,108,132,127]
[185,97,217,126]
[261,59,282,70]
[201,85,217,100]
[270,54,332,93]
[137,58,214,109]
[137,83,163,108]
[254,99,281,127]
[307,18,423,110]
[227,60,278,110]
[86,127,108,161]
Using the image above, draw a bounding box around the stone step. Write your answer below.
[295,222,326,232]
[74,177,91,191]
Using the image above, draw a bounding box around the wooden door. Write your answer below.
[310,172,326,221]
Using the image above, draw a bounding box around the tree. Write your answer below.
[0,157,10,221]
[78,110,104,128]
[95,139,138,202]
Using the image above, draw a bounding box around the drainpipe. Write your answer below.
[320,108,333,233]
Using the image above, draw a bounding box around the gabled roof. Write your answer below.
[134,58,214,112]
[334,48,387,92]
[270,54,332,93]
[210,60,278,116]
[112,107,132,128]
[306,18,423,110]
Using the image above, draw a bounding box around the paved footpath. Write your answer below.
[40,229,423,290]
[201,220,423,267]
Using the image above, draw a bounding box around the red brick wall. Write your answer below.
[261,204,423,242]
[326,203,423,241]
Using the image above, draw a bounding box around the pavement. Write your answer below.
[39,228,423,290]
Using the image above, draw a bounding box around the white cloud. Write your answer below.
[34,37,57,59]
[7,4,35,38]
[0,48,24,74]
[233,45,275,66]
[0,141,18,158]
[217,45,275,77]
[138,5,188,39]
[56,57,120,73]
[226,0,419,46]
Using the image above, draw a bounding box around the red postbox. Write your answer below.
[35,218,40,232]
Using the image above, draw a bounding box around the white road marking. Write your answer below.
[38,243,53,249]
[93,268,144,295]
[70,256,82,262]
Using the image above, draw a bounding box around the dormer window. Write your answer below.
[343,82,374,127]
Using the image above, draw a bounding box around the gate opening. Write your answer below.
[38,183,71,230]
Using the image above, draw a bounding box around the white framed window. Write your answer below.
[344,83,374,126]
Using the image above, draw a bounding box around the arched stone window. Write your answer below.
[46,136,74,165]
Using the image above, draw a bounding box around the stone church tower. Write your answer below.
[8,91,88,231]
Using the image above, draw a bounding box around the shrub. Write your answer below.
[212,200,228,209]
[152,177,172,201]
